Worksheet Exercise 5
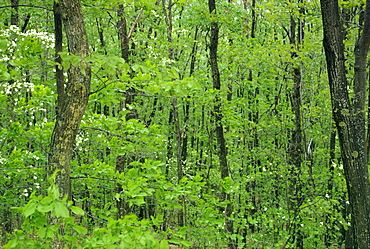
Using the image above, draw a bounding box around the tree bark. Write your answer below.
[49,0,91,199]
[53,1,65,116]
[117,4,129,63]
[10,0,19,26]
[320,0,370,247]
[208,0,234,248]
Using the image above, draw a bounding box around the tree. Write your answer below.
[48,0,91,199]
[320,0,370,247]
[0,0,357,247]
[208,0,234,248]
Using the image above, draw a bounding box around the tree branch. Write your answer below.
[127,8,143,39]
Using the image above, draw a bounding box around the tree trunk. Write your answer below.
[208,0,234,248]
[53,1,65,116]
[285,8,305,248]
[115,6,142,220]
[117,4,129,63]
[10,0,19,26]
[49,0,91,200]
[320,0,370,247]
[116,4,131,220]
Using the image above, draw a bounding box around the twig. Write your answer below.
[127,8,144,39]
[0,4,52,11]
[70,176,115,182]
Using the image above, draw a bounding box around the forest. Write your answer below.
[1,0,370,248]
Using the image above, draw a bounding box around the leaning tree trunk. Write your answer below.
[320,0,370,247]
[49,0,91,200]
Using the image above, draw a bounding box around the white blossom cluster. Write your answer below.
[24,29,54,48]
[0,25,54,48]
[75,134,90,148]
[331,161,344,173]
[0,79,35,95]
[24,150,42,161]
[0,25,54,63]
[0,27,56,122]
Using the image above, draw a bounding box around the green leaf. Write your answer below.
[168,239,193,247]
[37,227,47,238]
[3,239,18,249]
[40,196,53,205]
[23,201,37,217]
[168,67,179,79]
[35,217,47,227]
[48,185,60,200]
[54,202,69,218]
[128,196,146,207]
[70,206,85,216]
[37,204,53,213]
[159,240,169,249]
[114,193,121,201]
[1,71,10,81]
[73,225,88,235]
[64,217,76,225]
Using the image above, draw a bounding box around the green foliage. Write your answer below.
[3,173,169,249]
[83,216,169,249]
[0,0,352,247]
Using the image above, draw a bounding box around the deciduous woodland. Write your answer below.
[1,0,370,248]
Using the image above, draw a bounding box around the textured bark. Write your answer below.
[320,0,370,247]
[49,0,91,199]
